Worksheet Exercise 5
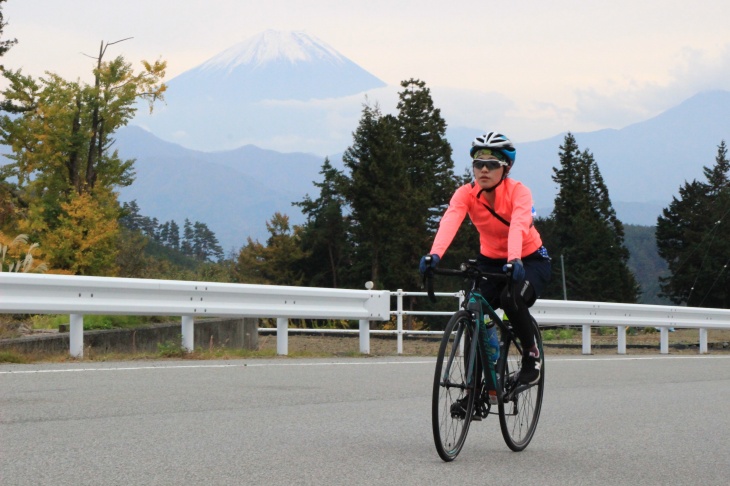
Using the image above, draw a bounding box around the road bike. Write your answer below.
[423,258,545,461]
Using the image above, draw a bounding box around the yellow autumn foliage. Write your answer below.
[42,190,119,276]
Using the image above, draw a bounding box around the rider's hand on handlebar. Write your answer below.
[419,254,440,274]
[503,258,525,284]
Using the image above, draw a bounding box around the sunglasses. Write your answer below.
[472,159,506,171]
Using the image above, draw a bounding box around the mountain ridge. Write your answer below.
[117,89,728,250]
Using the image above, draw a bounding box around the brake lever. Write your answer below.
[423,268,437,303]
[502,263,518,303]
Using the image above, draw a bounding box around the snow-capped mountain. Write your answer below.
[198,30,349,71]
[170,30,384,102]
[133,30,386,152]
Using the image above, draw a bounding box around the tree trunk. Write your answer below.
[85,41,103,191]
[68,93,82,193]
[327,244,338,288]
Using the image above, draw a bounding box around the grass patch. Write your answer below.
[0,351,30,363]
[30,314,171,331]
[542,327,579,341]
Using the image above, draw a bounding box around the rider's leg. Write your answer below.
[500,281,536,349]
[501,253,551,385]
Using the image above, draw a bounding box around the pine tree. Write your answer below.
[547,133,639,302]
[338,103,411,289]
[191,221,224,262]
[181,219,194,256]
[396,79,457,229]
[395,79,457,289]
[656,141,730,307]
[294,158,351,288]
[168,220,180,250]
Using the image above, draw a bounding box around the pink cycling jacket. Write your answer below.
[429,178,542,261]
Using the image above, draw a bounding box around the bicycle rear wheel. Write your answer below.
[498,317,544,451]
[432,310,478,461]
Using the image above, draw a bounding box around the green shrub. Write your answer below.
[157,337,186,358]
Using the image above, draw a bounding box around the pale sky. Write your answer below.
[3,0,729,143]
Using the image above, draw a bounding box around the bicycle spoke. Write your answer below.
[432,311,476,461]
[497,318,544,451]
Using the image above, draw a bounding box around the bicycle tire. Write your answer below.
[432,310,478,461]
[498,317,544,451]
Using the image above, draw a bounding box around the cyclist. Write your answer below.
[420,131,551,385]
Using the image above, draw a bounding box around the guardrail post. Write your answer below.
[359,319,370,354]
[69,314,84,358]
[699,328,708,354]
[582,324,591,354]
[617,325,626,354]
[396,289,403,355]
[660,327,669,354]
[182,316,194,352]
[277,318,288,355]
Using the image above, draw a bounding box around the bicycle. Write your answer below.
[423,258,545,461]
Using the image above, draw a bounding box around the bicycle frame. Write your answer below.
[428,261,533,406]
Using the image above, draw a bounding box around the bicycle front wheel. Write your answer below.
[498,317,544,451]
[432,310,478,462]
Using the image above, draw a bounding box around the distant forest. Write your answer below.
[621,224,668,304]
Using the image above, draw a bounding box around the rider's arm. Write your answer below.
[429,184,471,258]
[506,182,536,262]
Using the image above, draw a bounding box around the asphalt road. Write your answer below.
[1,354,729,485]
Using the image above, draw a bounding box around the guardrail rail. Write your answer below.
[2,274,729,357]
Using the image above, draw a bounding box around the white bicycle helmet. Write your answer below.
[470,132,516,166]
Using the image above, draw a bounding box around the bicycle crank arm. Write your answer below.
[502,383,536,402]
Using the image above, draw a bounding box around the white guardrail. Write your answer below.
[2,274,730,357]
[0,273,389,357]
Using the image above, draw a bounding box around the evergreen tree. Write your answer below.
[396,79,457,229]
[181,219,194,256]
[168,220,180,250]
[547,133,639,302]
[119,200,145,231]
[191,221,224,262]
[158,221,171,246]
[294,158,351,288]
[246,80,456,292]
[395,78,457,288]
[338,103,410,289]
[656,141,730,307]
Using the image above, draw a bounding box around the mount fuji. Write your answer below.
[133,30,386,153]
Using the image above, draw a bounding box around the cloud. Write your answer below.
[428,87,514,129]
[572,44,730,129]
